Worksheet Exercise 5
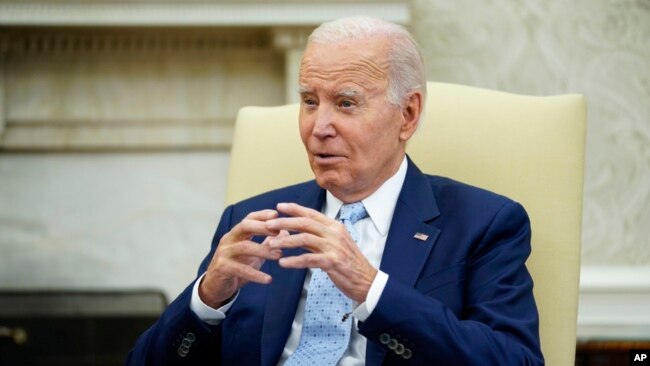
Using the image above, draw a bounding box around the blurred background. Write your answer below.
[0,0,648,364]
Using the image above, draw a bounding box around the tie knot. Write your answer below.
[339,202,368,225]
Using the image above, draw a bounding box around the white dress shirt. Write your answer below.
[190,156,408,366]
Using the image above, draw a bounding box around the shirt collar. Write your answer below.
[324,156,408,235]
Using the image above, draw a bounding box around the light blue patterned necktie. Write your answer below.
[284,202,368,366]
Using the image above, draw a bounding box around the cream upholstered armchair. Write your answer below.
[227,82,586,366]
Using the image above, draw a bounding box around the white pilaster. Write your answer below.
[0,57,4,138]
[272,28,312,104]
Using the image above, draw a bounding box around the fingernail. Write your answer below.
[277,202,288,210]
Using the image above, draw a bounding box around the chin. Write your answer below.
[313,172,346,191]
[314,175,337,191]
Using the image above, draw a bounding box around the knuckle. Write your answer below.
[334,231,347,243]
[293,217,305,227]
[219,232,232,244]
[217,261,234,276]
[298,234,309,246]
[219,242,238,256]
[305,256,319,267]
[301,217,314,228]
[245,211,261,219]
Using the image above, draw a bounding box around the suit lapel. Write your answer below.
[379,160,440,284]
[366,158,441,366]
[260,182,325,366]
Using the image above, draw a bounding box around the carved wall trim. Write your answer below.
[272,27,312,50]
[1,119,234,151]
[0,2,410,27]
[271,27,313,103]
[0,57,4,136]
[0,27,275,151]
[0,1,411,151]
[0,28,271,57]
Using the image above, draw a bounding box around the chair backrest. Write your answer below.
[227,82,586,366]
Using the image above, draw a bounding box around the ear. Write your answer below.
[399,90,423,141]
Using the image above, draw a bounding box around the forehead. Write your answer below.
[299,38,390,93]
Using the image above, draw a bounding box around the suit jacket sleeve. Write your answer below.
[358,201,544,365]
[125,205,236,365]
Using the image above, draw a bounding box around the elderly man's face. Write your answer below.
[298,37,417,202]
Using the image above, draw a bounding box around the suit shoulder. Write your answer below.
[425,174,525,213]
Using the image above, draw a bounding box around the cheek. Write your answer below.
[298,118,312,144]
[356,118,402,161]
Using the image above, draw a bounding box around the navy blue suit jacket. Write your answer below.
[127,159,543,365]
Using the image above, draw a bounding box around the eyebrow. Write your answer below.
[296,86,362,98]
[337,89,361,98]
[298,85,313,95]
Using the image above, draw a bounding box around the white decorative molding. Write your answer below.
[271,27,312,103]
[578,266,650,340]
[0,1,411,151]
[0,27,264,150]
[0,28,278,150]
[0,56,5,137]
[1,119,234,151]
[0,28,271,56]
[0,2,410,27]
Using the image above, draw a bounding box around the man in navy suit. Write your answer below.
[128,16,543,365]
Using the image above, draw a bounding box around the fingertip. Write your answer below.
[277,202,289,211]
[259,275,272,285]
[245,209,278,222]
[278,257,294,268]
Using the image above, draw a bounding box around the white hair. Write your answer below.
[308,16,427,107]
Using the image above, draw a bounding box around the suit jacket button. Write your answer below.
[395,343,405,355]
[388,339,398,350]
[379,333,390,345]
[181,339,192,347]
[186,332,196,342]
[179,344,190,356]
[402,348,412,359]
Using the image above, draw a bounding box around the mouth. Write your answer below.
[317,153,337,159]
[313,152,345,163]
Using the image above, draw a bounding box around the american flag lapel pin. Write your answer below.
[413,232,429,241]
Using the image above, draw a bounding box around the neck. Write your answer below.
[331,153,406,203]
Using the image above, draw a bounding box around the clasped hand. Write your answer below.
[199,202,377,308]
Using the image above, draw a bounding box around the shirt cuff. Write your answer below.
[190,272,238,325]
[351,270,389,322]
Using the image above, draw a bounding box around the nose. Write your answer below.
[312,104,337,139]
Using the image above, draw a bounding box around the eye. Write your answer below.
[302,97,318,108]
[339,99,354,108]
